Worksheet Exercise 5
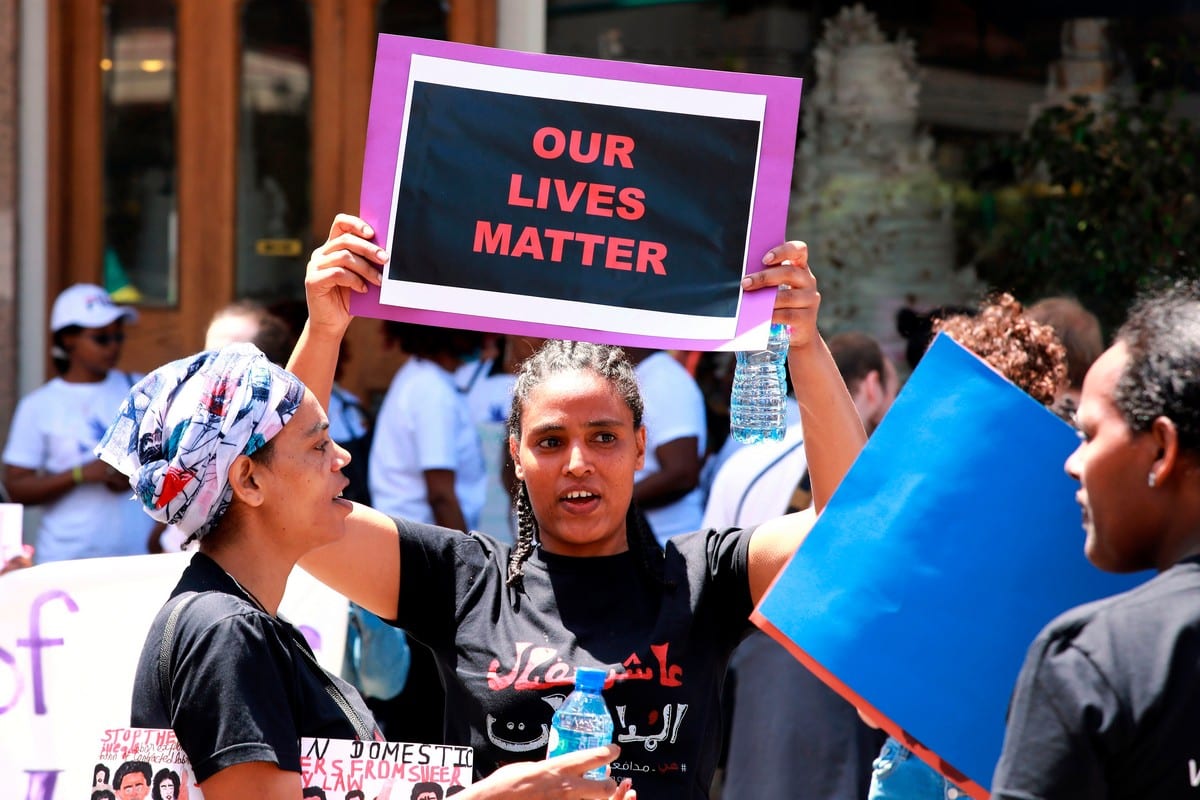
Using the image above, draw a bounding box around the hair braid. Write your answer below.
[506,482,538,588]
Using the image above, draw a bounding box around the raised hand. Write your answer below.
[304,213,388,337]
[742,240,820,349]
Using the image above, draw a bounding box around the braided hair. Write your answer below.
[505,340,666,590]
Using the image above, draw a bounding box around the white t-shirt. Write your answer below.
[369,357,487,528]
[2,372,155,563]
[634,351,707,543]
[328,383,369,444]
[701,414,807,529]
[460,370,517,543]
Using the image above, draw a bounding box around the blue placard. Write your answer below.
[754,334,1148,796]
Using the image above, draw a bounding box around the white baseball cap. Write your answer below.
[50,283,139,333]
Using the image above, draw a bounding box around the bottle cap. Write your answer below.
[573,667,608,692]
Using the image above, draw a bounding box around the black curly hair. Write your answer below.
[505,340,665,590]
[1112,280,1200,455]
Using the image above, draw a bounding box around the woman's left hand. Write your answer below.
[742,240,820,349]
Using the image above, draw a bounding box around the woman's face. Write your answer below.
[157,779,175,800]
[511,368,645,556]
[65,321,125,378]
[254,389,353,551]
[1066,342,1162,572]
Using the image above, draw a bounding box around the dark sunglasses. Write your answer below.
[86,332,126,346]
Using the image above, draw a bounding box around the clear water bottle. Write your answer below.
[547,667,614,779]
[729,322,791,444]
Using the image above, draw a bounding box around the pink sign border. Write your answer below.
[354,35,802,351]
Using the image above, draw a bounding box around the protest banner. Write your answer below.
[0,503,22,564]
[353,35,802,351]
[89,729,473,800]
[753,334,1149,798]
[0,552,347,800]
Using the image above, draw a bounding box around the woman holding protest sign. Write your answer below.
[287,214,866,799]
[98,344,638,800]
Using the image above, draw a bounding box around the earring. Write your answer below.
[1148,472,1158,488]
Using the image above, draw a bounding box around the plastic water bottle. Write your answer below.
[547,667,614,779]
[729,322,791,443]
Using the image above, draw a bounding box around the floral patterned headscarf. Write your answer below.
[96,343,305,540]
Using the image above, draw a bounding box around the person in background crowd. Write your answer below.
[626,349,708,545]
[204,300,294,365]
[371,322,487,532]
[864,293,1066,800]
[455,334,545,544]
[711,331,896,800]
[1026,296,1105,419]
[289,214,865,798]
[895,304,975,372]
[993,281,1200,799]
[2,283,154,563]
[99,343,636,800]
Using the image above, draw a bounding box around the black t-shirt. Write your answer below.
[992,556,1200,799]
[396,519,755,799]
[131,553,379,782]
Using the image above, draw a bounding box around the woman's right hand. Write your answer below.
[304,214,387,338]
[467,745,635,800]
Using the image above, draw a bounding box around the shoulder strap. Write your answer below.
[157,592,198,707]
[289,626,384,742]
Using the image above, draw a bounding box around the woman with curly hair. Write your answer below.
[865,293,1067,800]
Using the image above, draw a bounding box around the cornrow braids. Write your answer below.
[504,340,667,591]
[508,340,644,440]
[507,482,538,589]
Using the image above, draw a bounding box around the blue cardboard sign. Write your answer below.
[753,334,1147,798]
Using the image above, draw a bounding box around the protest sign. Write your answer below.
[353,35,802,351]
[753,334,1149,798]
[0,553,347,800]
[0,503,22,564]
[89,729,473,799]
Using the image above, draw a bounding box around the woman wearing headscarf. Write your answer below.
[98,344,635,800]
